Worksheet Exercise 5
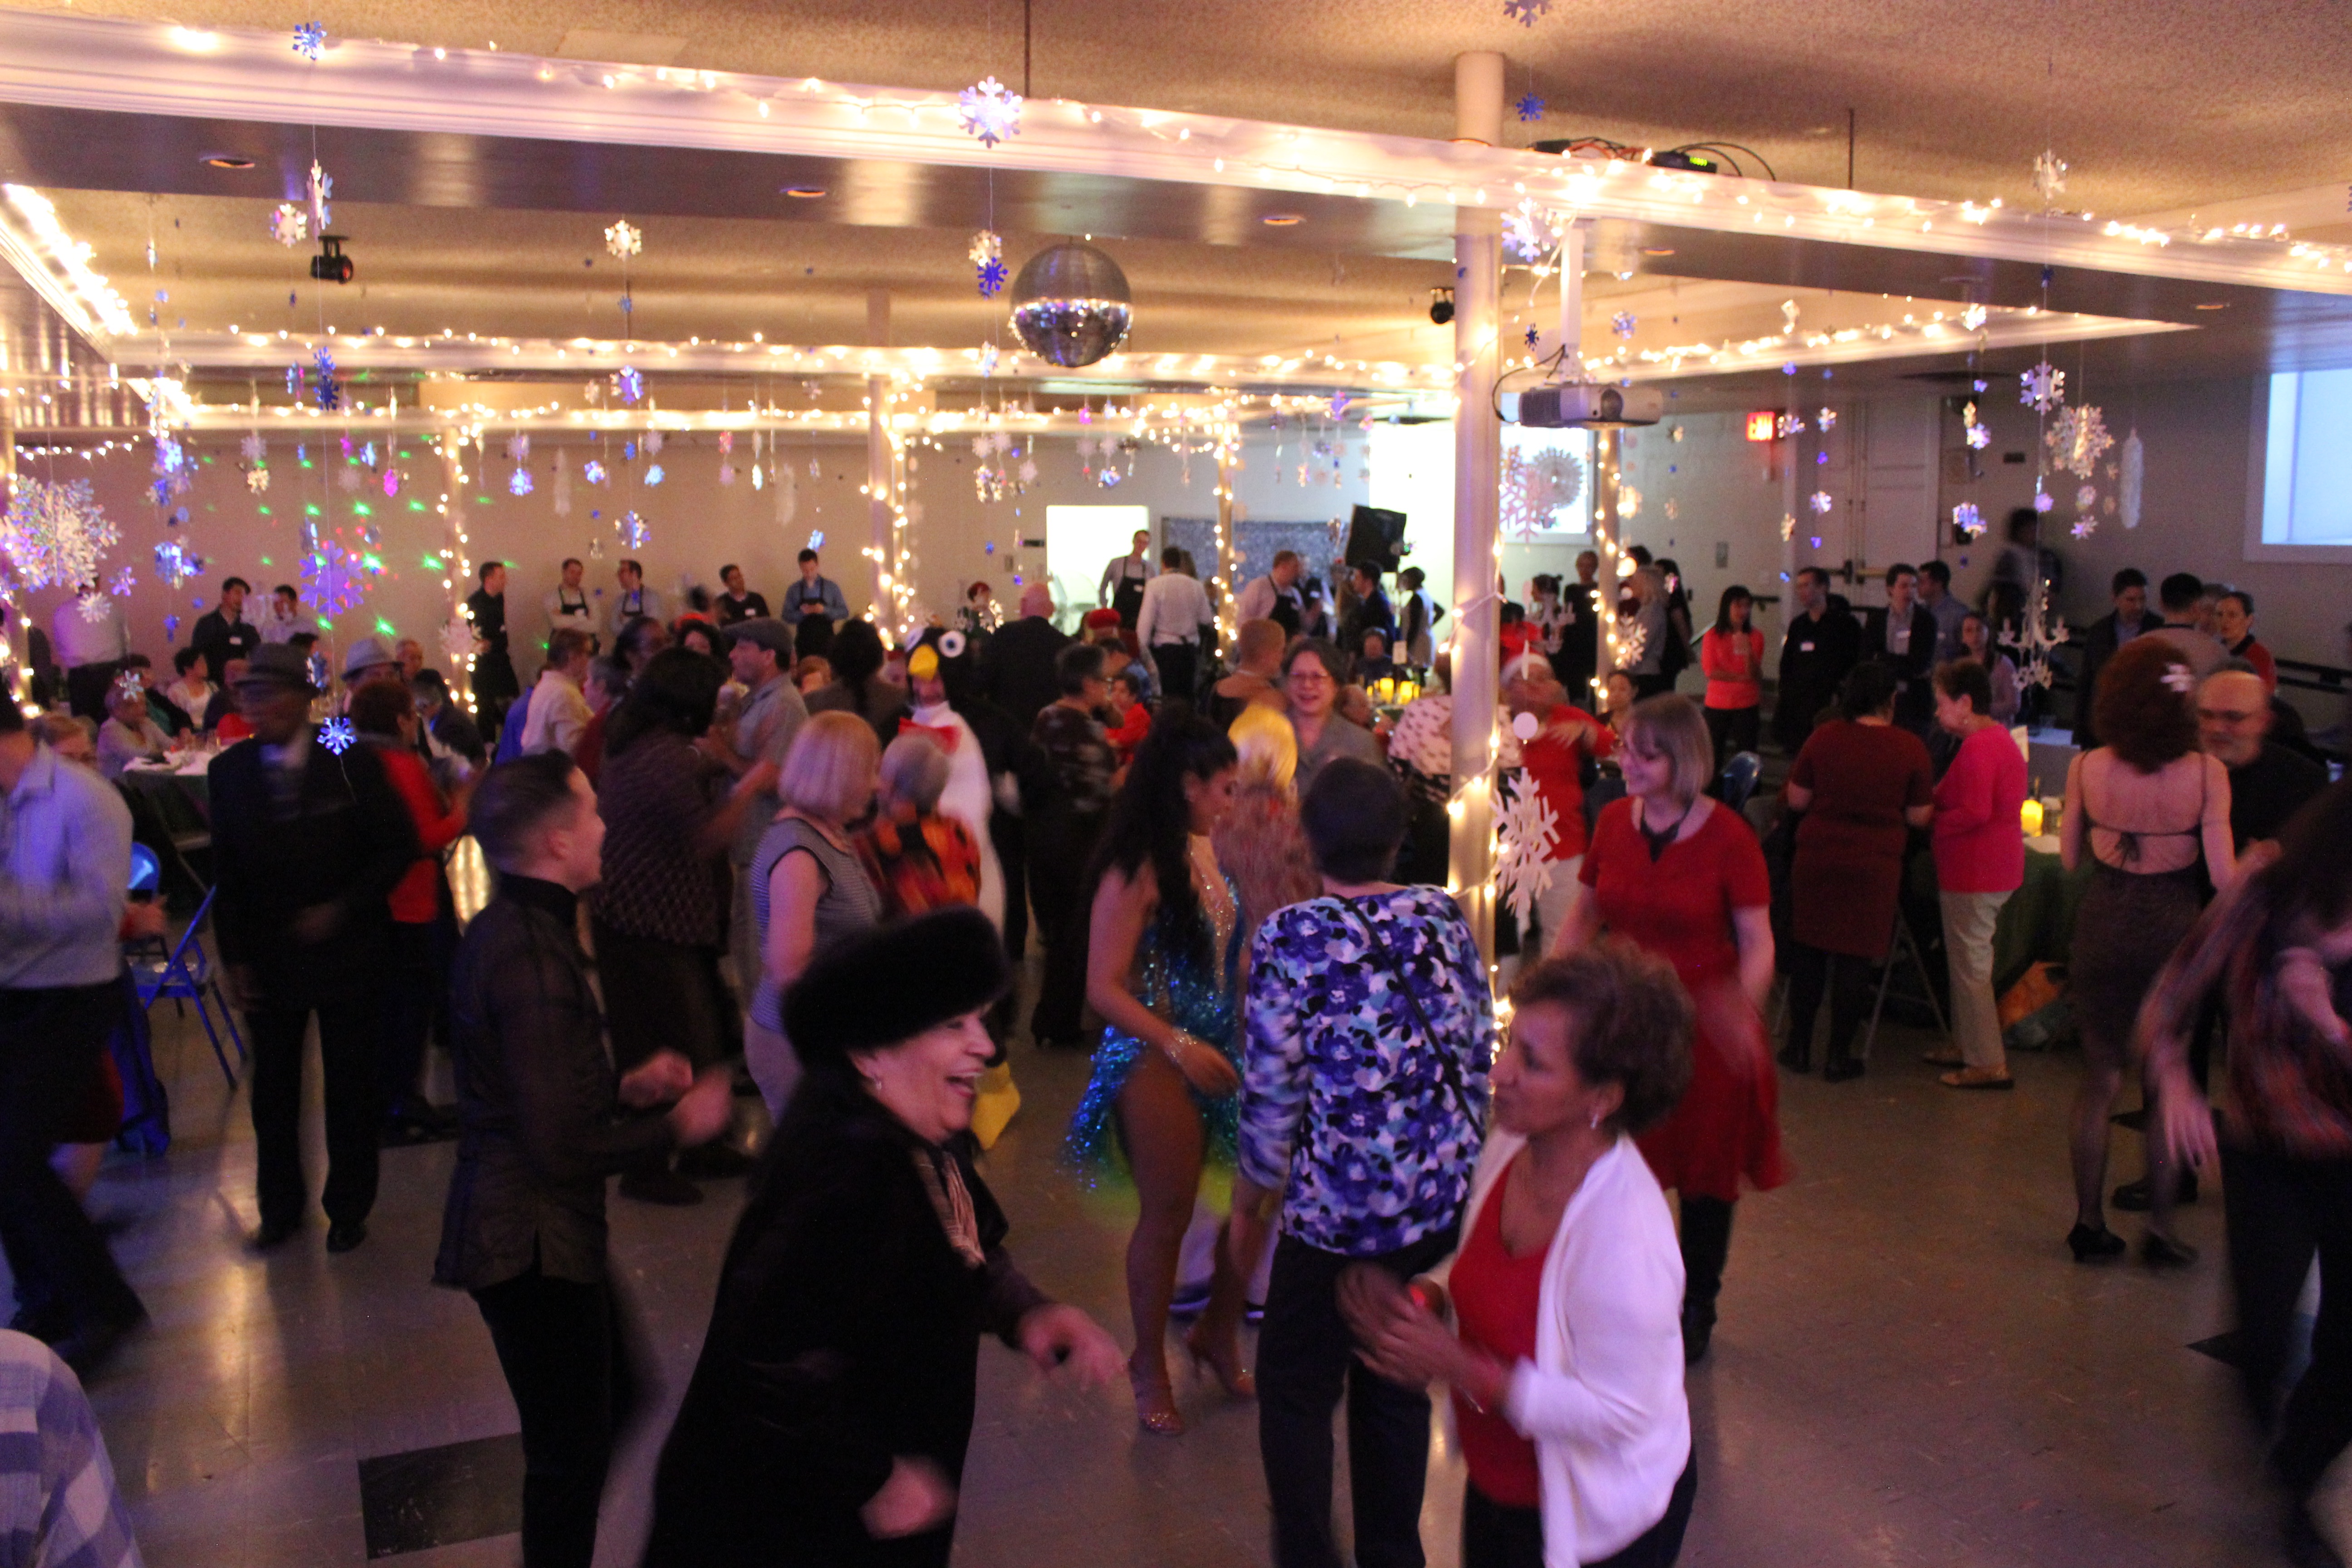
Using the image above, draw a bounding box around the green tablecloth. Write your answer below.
[1908,844,2092,996]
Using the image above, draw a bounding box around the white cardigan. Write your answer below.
[1441,1132,1690,1566]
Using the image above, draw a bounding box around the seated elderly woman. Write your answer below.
[96,672,172,779]
[1341,942,1700,1568]
[644,908,1122,1568]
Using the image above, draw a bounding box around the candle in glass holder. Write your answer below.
[2020,798,2043,837]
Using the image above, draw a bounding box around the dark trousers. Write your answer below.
[1785,943,1871,1067]
[1153,642,1199,704]
[1701,705,1758,773]
[64,661,122,722]
[593,923,733,1178]
[1260,1230,1457,1568]
[0,984,144,1335]
[378,918,448,1122]
[1460,1454,1696,1568]
[474,1268,646,1568]
[247,996,382,1230]
[2222,1142,2352,1501]
[1632,673,1676,701]
[1026,812,1100,1045]
[1678,1196,1735,1340]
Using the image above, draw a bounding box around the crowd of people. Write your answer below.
[0,525,2344,1568]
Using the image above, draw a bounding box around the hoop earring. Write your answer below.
[1588,1109,1602,1131]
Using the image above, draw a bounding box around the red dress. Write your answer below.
[1450,1173,1546,1509]
[1581,798,1787,1201]
[1786,719,1932,958]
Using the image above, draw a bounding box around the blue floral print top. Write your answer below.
[1239,886,1494,1256]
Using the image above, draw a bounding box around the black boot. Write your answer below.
[1679,1196,1735,1364]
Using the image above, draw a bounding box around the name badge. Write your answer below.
[1800,642,1816,652]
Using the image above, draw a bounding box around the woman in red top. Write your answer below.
[1779,662,1935,1083]
[1926,661,2028,1090]
[1553,694,1780,1364]
[1505,654,1613,954]
[350,680,469,1139]
[1699,585,1763,770]
[2213,590,2278,695]
[1104,671,1152,767]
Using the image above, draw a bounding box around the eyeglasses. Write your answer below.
[1288,668,1334,686]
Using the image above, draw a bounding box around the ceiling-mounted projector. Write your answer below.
[1512,383,1664,428]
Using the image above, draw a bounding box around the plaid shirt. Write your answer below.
[0,1330,143,1568]
[2142,850,2352,1161]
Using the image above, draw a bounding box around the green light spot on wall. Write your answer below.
[304,505,321,517]
[299,459,313,469]
[407,501,426,512]
[362,554,383,572]
[260,556,273,566]
[375,618,395,638]
[421,553,443,570]
[257,507,272,516]
[353,502,372,515]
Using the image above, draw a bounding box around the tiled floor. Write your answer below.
[22,966,2345,1568]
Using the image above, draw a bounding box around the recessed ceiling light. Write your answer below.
[1262,213,1304,226]
[1640,246,1675,256]
[2194,300,2228,310]
[200,153,256,169]
[781,185,827,198]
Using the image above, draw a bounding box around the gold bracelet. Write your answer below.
[1161,1029,1197,1068]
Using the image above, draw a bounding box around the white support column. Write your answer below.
[866,289,893,622]
[1448,50,1504,968]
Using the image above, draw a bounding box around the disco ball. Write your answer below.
[1008,242,1132,367]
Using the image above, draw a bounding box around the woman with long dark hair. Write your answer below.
[1700,585,1763,769]
[806,618,910,748]
[2060,637,2235,1263]
[1063,707,1247,1434]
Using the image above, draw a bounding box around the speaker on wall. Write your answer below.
[1343,505,1408,574]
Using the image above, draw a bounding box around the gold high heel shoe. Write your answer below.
[1129,1362,1185,1436]
[1183,1323,1256,1400]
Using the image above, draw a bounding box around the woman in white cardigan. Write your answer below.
[1341,943,1699,1568]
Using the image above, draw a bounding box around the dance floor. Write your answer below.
[24,959,2345,1568]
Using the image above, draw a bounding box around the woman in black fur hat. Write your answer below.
[641,906,1122,1567]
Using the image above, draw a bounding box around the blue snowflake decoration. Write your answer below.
[957,77,1023,148]
[109,566,135,598]
[583,460,608,486]
[1515,94,1545,122]
[977,256,1008,297]
[619,510,649,549]
[320,716,356,754]
[153,540,201,586]
[1502,0,1551,24]
[153,436,185,475]
[1523,325,1541,351]
[1611,311,1638,339]
[508,467,534,498]
[1952,502,1985,536]
[292,21,325,60]
[616,366,643,404]
[623,441,637,462]
[312,346,341,412]
[163,614,181,641]
[645,464,666,486]
[286,364,302,396]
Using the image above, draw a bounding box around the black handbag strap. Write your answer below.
[1335,897,1475,1118]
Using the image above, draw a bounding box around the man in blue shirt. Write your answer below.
[779,548,849,630]
[0,700,148,1373]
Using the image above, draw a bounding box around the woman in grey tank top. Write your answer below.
[746,712,884,1116]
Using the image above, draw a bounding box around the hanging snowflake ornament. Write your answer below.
[2046,403,2113,477]
[977,255,1008,297]
[1611,311,1638,339]
[109,566,135,598]
[269,203,309,247]
[509,467,534,498]
[1966,420,1991,451]
[979,340,1000,377]
[312,345,341,412]
[319,716,356,754]
[717,462,735,486]
[1501,0,1552,24]
[1808,490,1834,514]
[1,477,118,590]
[1515,93,1544,122]
[644,465,666,486]
[2019,361,2065,413]
[957,77,1023,148]
[616,366,643,404]
[2032,485,2055,514]
[1817,407,1838,431]
[1524,324,1542,351]
[1779,513,1797,542]
[505,434,531,463]
[307,160,333,231]
[239,432,265,464]
[1493,771,1559,926]
[1952,501,1985,537]
[604,219,642,260]
[583,459,608,486]
[1502,197,1566,263]
[292,20,325,59]
[2032,149,2068,204]
[2075,482,2098,511]
[152,540,200,587]
[619,510,649,549]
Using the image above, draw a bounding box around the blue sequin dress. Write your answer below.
[1062,859,1244,1182]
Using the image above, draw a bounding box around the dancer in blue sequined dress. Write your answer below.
[1062,709,1250,1436]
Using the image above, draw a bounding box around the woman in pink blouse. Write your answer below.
[1699,585,1763,771]
[1925,662,2027,1090]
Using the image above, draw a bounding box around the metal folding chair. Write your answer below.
[1857,905,1949,1062]
[129,885,246,1087]
[1718,750,1763,812]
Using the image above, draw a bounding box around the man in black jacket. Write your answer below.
[980,582,1072,737]
[2071,568,2162,748]
[437,752,731,1568]
[1774,567,1860,753]
[1860,563,1940,735]
[212,644,417,1254]
[189,576,263,683]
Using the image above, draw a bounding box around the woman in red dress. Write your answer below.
[1779,661,1936,1083]
[1552,694,1781,1364]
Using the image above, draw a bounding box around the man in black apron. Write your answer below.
[1098,530,1153,629]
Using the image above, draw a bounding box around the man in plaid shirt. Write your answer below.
[0,1329,142,1567]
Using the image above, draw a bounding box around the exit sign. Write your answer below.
[1744,412,1778,441]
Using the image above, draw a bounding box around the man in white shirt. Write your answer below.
[1135,546,1214,702]
[1098,529,1155,626]
[606,560,664,642]
[520,629,596,756]
[544,557,598,646]
[50,586,130,721]
[1235,549,1305,636]
[257,584,304,645]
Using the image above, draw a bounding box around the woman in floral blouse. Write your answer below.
[1236,757,1494,1568]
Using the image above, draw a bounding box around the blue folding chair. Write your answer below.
[129,884,246,1087]
[128,842,162,897]
[1718,750,1764,813]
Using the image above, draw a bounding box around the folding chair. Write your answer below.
[1717,750,1763,813]
[1857,905,1949,1062]
[130,885,246,1087]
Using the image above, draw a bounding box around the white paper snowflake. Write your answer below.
[2019,361,2065,414]
[1960,304,1989,332]
[1953,502,1985,537]
[1503,197,1567,263]
[239,433,266,464]
[505,434,531,462]
[643,431,664,456]
[1966,421,1991,451]
[1817,407,1837,430]
[968,230,1002,267]
[2119,430,2144,529]
[1610,311,1637,339]
[245,465,270,495]
[2046,403,2113,477]
[440,618,477,664]
[307,160,333,230]
[604,219,642,259]
[1494,770,1559,926]
[2032,150,2068,203]
[1,477,118,590]
[269,203,309,247]
[1615,620,1648,671]
[958,77,1023,147]
[583,460,608,486]
[508,467,534,497]
[1808,490,1834,514]
[2076,483,2098,511]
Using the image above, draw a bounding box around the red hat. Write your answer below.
[1083,608,1122,632]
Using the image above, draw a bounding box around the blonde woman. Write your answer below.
[745,711,884,1117]
[1212,705,1322,952]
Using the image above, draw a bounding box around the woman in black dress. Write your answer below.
[642,908,1122,1567]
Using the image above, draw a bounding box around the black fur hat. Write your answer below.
[783,906,1009,1065]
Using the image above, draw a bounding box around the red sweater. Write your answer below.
[1519,704,1612,860]
[377,743,465,922]
[1700,627,1764,710]
[1931,723,2027,894]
